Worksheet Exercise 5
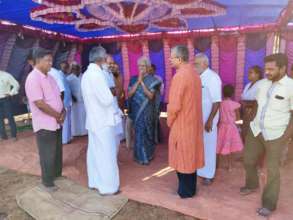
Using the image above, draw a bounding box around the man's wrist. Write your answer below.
[207,117,213,123]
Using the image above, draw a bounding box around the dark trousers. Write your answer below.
[36,129,62,187]
[0,97,17,138]
[177,171,197,198]
[244,129,284,211]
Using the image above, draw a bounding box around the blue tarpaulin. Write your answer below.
[0,1,289,39]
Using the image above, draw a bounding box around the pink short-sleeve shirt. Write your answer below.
[25,68,63,132]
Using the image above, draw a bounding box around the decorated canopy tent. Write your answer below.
[0,0,292,108]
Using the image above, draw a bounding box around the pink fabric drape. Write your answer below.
[211,36,219,74]
[74,51,81,65]
[219,36,237,86]
[235,35,246,101]
[286,40,293,76]
[266,32,274,56]
[121,42,130,93]
[142,40,149,59]
[163,39,172,103]
[128,42,143,76]
[0,33,16,71]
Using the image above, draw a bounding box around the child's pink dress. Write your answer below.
[217,99,243,155]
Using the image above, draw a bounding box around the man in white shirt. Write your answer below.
[59,61,73,144]
[49,67,65,97]
[67,63,87,136]
[105,55,124,144]
[49,64,73,144]
[241,53,293,217]
[81,46,120,195]
[0,70,19,141]
[194,53,222,186]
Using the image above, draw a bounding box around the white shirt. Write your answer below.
[250,75,293,140]
[48,67,65,91]
[241,81,260,101]
[102,66,116,88]
[0,71,19,99]
[102,68,123,117]
[81,63,116,131]
[200,68,222,125]
[67,74,83,102]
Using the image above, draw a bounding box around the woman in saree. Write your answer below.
[128,56,161,165]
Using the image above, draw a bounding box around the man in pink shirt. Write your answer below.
[25,48,65,191]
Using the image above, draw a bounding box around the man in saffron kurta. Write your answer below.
[167,45,204,198]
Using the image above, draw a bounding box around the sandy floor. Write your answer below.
[0,120,293,220]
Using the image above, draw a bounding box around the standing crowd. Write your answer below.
[0,43,292,218]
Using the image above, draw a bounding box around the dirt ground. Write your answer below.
[0,167,197,220]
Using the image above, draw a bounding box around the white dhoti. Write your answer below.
[198,69,221,179]
[87,126,119,194]
[114,111,124,156]
[115,109,124,141]
[71,102,87,136]
[197,127,217,179]
[62,106,72,144]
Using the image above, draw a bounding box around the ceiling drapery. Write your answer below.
[30,0,226,33]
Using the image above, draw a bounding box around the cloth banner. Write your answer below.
[149,40,166,100]
[53,42,71,69]
[39,38,56,50]
[243,33,266,85]
[127,42,142,76]
[219,36,237,86]
[102,42,124,76]
[194,37,212,67]
[81,44,94,72]
[0,32,12,61]
[6,36,35,81]
[286,40,293,76]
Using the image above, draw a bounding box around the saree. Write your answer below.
[128,74,161,164]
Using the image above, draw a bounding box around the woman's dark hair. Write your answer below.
[223,84,235,98]
[249,65,263,80]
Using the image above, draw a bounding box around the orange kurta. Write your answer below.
[167,63,204,173]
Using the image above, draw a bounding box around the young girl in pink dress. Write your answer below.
[217,85,243,170]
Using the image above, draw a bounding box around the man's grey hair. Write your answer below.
[171,45,189,62]
[195,53,209,66]
[89,46,107,63]
[137,56,151,67]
